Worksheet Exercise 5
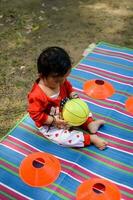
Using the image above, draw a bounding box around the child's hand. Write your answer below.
[54,116,69,129]
[70,92,79,99]
[52,107,71,129]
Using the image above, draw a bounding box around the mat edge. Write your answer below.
[0,113,29,142]
[98,41,133,51]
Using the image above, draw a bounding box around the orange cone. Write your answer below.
[125,96,133,115]
[19,152,61,187]
[83,79,115,99]
[76,178,121,200]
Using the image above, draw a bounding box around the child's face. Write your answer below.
[44,69,71,89]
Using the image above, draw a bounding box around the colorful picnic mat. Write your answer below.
[0,42,133,200]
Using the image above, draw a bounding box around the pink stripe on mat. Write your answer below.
[78,64,133,85]
[86,56,133,71]
[49,184,75,200]
[0,185,30,200]
[0,195,9,200]
[19,123,44,137]
[2,140,31,155]
[0,160,18,173]
[95,47,133,61]
[78,149,133,173]
[62,165,87,182]
[79,63,133,81]
[8,135,38,152]
[98,131,133,147]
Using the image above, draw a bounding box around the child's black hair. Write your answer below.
[37,47,72,77]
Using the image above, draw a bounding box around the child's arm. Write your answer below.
[65,79,79,98]
[28,95,68,128]
[45,115,68,128]
[28,93,51,127]
[44,115,55,125]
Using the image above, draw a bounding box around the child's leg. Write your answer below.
[38,125,90,147]
[88,120,106,134]
[90,134,108,150]
[81,115,105,134]
[38,125,107,149]
[81,113,108,149]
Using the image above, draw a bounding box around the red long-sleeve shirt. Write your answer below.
[27,79,74,127]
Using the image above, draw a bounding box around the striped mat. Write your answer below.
[0,42,133,200]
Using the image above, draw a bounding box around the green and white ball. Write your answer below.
[62,98,90,126]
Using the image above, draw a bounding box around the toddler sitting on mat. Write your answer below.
[27,47,108,150]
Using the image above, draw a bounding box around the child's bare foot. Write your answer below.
[88,120,105,134]
[90,134,108,150]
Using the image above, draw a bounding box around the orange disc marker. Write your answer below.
[76,178,121,200]
[125,96,133,115]
[19,152,61,187]
[83,79,115,99]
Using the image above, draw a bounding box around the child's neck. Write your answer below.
[38,79,59,97]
